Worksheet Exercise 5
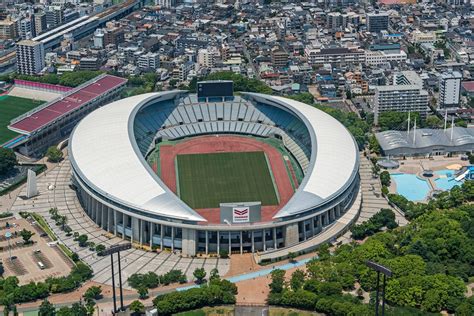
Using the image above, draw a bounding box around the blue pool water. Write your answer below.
[391,173,431,201]
[434,169,463,191]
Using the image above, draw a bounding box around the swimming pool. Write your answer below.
[391,173,431,201]
[434,169,463,191]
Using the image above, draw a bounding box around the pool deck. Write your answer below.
[388,155,469,201]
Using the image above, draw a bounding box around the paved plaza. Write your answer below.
[9,156,229,289]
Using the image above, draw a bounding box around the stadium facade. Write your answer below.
[69,89,361,260]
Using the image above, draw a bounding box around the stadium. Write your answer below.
[69,81,361,261]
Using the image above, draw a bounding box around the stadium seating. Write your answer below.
[133,96,312,173]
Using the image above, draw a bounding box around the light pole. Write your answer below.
[366,261,392,316]
[99,243,132,314]
[5,232,12,261]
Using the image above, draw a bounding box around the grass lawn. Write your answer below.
[0,95,44,144]
[176,151,278,209]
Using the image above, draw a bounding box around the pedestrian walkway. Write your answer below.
[358,154,408,226]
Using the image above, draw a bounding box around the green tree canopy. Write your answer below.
[0,148,17,175]
[46,146,63,163]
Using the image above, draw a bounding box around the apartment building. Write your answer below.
[16,40,45,75]
[374,85,429,124]
[438,71,462,108]
[305,46,365,66]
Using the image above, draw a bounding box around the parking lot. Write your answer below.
[0,217,72,284]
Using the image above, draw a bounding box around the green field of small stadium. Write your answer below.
[176,151,279,209]
[0,95,44,144]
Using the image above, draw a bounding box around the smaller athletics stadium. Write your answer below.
[69,81,361,261]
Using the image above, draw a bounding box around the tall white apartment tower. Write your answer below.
[16,40,45,75]
[438,71,462,108]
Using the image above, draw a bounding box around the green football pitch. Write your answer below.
[0,95,44,144]
[176,151,278,209]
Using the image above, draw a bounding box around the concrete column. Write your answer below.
[150,222,154,248]
[318,214,323,230]
[337,205,341,217]
[205,231,209,255]
[114,210,117,235]
[89,197,94,221]
[240,231,243,254]
[273,227,277,249]
[122,214,127,240]
[181,228,196,256]
[284,223,299,247]
[160,224,164,250]
[171,227,175,251]
[311,217,316,237]
[139,220,144,246]
[132,216,140,243]
[263,229,266,251]
[303,220,307,240]
[101,204,107,230]
[108,208,114,233]
[251,231,255,253]
[228,232,231,254]
[217,231,220,254]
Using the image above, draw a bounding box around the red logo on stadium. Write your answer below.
[234,209,248,216]
[233,207,250,223]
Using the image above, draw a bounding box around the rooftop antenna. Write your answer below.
[413,118,417,145]
[450,116,454,142]
[407,111,411,136]
[444,109,448,131]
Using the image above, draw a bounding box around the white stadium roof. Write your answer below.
[69,91,359,223]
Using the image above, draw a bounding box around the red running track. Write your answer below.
[159,135,295,223]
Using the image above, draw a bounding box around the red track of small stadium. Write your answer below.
[159,135,295,224]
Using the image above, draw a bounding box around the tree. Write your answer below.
[209,268,220,281]
[77,234,88,247]
[20,229,34,244]
[380,171,391,187]
[0,148,17,175]
[193,268,206,284]
[137,286,148,299]
[46,146,63,163]
[38,299,55,316]
[95,244,106,254]
[129,300,144,315]
[290,269,305,291]
[219,249,229,258]
[58,215,68,231]
[71,252,79,262]
[288,252,297,263]
[269,269,286,294]
[425,115,442,128]
[83,285,102,301]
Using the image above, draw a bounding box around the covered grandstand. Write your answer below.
[6,74,127,156]
[376,127,474,156]
[69,89,361,260]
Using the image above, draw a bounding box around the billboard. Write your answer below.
[197,80,234,98]
[220,202,261,224]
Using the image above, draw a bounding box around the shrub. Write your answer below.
[219,249,229,258]
[46,146,63,163]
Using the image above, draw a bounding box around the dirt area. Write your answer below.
[235,265,307,305]
[0,217,72,284]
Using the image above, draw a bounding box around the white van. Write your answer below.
[37,261,45,269]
